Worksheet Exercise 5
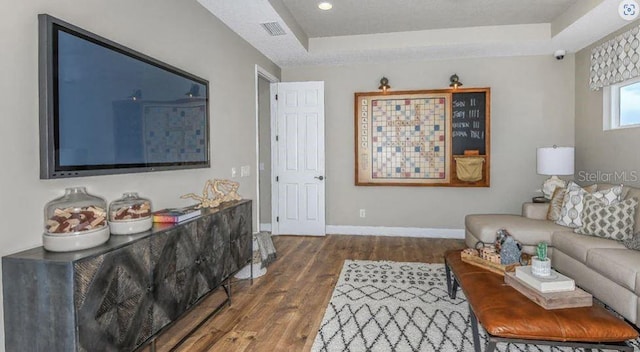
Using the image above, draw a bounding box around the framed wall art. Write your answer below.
[354,88,490,187]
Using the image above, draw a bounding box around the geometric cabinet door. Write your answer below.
[75,238,154,351]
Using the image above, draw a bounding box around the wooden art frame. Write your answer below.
[354,88,490,187]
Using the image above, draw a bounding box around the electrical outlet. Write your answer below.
[241,165,250,177]
[231,167,237,178]
[359,209,366,218]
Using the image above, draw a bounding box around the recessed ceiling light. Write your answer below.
[318,2,333,10]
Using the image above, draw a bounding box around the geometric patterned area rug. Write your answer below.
[311,260,640,352]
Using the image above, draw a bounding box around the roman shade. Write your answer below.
[590,25,640,91]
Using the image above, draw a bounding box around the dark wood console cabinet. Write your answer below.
[2,200,252,351]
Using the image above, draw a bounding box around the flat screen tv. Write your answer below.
[39,14,210,179]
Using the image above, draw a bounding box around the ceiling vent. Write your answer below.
[260,22,286,36]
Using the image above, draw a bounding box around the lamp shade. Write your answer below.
[536,147,574,175]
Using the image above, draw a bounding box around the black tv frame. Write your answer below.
[38,14,211,179]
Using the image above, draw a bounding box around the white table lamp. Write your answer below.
[537,146,575,199]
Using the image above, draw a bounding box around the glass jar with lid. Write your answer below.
[108,192,153,235]
[43,187,110,252]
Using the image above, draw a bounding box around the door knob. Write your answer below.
[314,176,324,180]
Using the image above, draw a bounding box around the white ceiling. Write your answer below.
[280,0,578,37]
[197,0,632,68]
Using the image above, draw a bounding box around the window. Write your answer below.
[604,76,640,130]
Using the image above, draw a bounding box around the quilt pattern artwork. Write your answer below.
[143,102,207,163]
[356,91,451,185]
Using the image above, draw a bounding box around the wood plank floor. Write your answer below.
[141,235,465,352]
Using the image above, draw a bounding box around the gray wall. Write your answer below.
[282,55,575,228]
[0,0,280,349]
[575,19,640,187]
[258,77,272,224]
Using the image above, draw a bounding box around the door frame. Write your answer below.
[254,65,278,234]
[270,81,279,235]
[269,82,280,235]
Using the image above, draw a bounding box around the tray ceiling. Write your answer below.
[281,0,578,37]
[197,0,632,67]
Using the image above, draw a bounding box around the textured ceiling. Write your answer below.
[281,0,578,37]
[197,0,631,67]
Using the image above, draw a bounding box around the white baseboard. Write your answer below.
[325,225,464,239]
[264,223,464,239]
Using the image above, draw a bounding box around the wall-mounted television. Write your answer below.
[39,14,210,179]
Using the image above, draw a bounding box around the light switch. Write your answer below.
[241,165,250,177]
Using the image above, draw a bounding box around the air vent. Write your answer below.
[260,22,286,36]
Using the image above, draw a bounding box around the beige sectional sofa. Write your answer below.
[465,184,640,328]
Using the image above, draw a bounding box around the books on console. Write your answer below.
[152,206,201,223]
[515,266,575,293]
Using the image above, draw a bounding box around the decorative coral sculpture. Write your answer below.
[181,179,241,209]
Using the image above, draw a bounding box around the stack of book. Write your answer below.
[514,266,574,293]
[152,206,201,223]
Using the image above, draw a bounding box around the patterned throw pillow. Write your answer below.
[555,182,597,228]
[575,194,638,241]
[591,184,624,205]
[546,187,566,221]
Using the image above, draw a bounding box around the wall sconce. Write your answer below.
[128,89,142,101]
[449,74,463,89]
[185,84,201,98]
[378,77,391,92]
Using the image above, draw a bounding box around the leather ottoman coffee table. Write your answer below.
[444,250,638,352]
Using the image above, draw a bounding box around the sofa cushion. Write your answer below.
[574,194,637,241]
[465,214,565,246]
[586,248,640,295]
[522,202,550,220]
[553,250,639,325]
[552,231,626,264]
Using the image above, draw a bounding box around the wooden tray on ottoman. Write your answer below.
[460,251,518,276]
[505,272,592,310]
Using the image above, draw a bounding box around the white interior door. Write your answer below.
[272,82,325,236]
